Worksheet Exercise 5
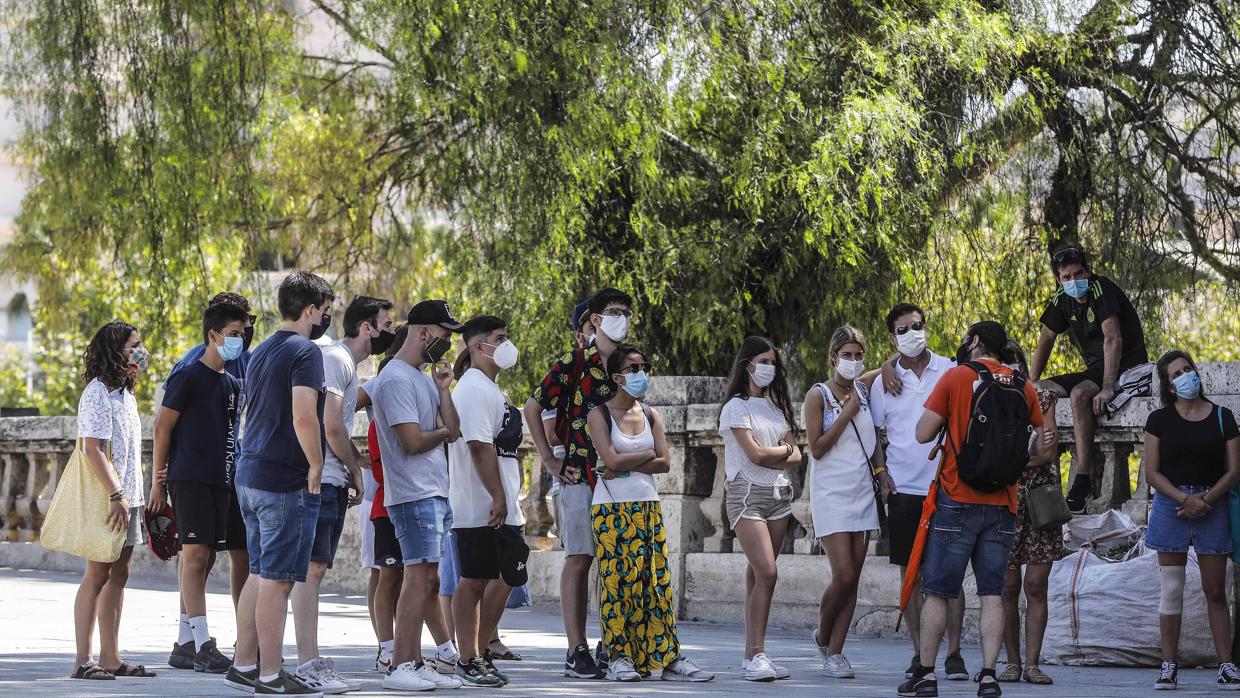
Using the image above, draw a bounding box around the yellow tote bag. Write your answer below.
[40,439,125,563]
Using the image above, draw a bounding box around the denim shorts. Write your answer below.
[1146,486,1233,555]
[310,484,349,568]
[388,496,453,566]
[439,528,460,595]
[237,485,321,583]
[921,490,1016,598]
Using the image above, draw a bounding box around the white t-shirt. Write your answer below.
[77,379,145,507]
[869,351,954,496]
[320,341,359,487]
[591,404,660,505]
[448,368,526,529]
[718,396,793,487]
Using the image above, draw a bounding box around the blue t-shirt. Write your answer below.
[236,330,325,492]
[161,360,241,487]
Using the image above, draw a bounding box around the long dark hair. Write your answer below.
[1156,349,1203,407]
[1003,339,1030,376]
[83,321,137,392]
[723,336,797,435]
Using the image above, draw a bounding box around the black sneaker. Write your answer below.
[224,665,259,692]
[481,653,510,684]
[193,639,232,674]
[977,677,1003,698]
[595,640,610,666]
[1155,660,1177,690]
[898,671,938,698]
[945,652,969,681]
[564,643,605,679]
[1218,661,1240,690]
[169,640,195,670]
[455,656,506,687]
[1066,476,1091,514]
[254,669,323,696]
[905,653,920,679]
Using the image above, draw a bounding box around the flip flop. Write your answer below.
[1023,665,1053,685]
[110,661,156,677]
[71,663,115,680]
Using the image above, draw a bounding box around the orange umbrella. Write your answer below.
[899,439,947,612]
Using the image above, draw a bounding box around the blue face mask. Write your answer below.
[1173,370,1201,400]
[1062,278,1089,300]
[219,336,245,362]
[621,370,649,399]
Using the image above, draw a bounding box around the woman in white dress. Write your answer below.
[804,326,893,678]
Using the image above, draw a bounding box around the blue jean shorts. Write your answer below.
[388,496,453,566]
[1146,486,1233,555]
[310,484,349,568]
[922,490,1016,598]
[439,528,460,596]
[237,485,321,583]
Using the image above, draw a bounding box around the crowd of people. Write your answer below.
[58,246,1240,696]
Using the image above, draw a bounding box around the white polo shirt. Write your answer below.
[869,351,954,496]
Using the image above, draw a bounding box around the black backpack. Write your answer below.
[946,361,1034,493]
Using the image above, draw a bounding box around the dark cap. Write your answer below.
[407,300,464,332]
[965,320,1008,357]
[570,299,591,332]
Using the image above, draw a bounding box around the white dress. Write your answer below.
[808,381,879,538]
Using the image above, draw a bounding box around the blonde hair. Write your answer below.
[829,325,866,358]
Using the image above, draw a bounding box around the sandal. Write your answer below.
[486,644,523,661]
[71,663,115,680]
[998,663,1022,683]
[110,661,156,677]
[1023,665,1053,685]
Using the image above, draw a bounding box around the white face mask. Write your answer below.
[836,358,865,381]
[750,362,776,388]
[598,314,629,342]
[486,340,519,370]
[896,329,927,358]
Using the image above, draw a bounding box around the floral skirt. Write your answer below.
[1008,464,1067,568]
[592,500,680,672]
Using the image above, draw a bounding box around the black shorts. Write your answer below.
[887,492,926,568]
[372,516,403,569]
[455,525,530,587]
[169,481,229,550]
[224,484,248,551]
[1046,365,1105,395]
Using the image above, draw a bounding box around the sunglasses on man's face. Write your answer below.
[1052,247,1085,265]
[618,363,651,374]
[894,321,925,335]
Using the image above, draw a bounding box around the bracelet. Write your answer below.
[784,443,793,458]
[872,466,888,476]
[108,489,124,502]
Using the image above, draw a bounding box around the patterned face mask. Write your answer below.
[127,346,150,372]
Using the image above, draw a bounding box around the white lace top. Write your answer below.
[77,378,145,507]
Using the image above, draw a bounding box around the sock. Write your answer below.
[233,663,257,673]
[177,613,193,645]
[259,673,280,683]
[437,640,457,659]
[915,663,935,679]
[188,615,210,651]
[380,640,394,654]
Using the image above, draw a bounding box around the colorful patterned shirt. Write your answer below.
[532,345,615,485]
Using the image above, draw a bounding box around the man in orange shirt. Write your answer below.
[899,321,1054,698]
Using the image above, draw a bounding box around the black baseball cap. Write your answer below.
[407,300,464,332]
[570,299,591,332]
[965,320,1008,357]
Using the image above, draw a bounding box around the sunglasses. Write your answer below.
[1052,247,1085,265]
[618,362,651,374]
[894,321,925,335]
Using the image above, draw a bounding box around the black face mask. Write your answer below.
[424,334,452,364]
[954,335,974,364]
[242,325,256,352]
[310,313,332,341]
[369,329,396,356]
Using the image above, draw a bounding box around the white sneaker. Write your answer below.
[376,649,394,674]
[822,653,855,679]
[741,654,779,682]
[812,629,832,661]
[415,662,462,689]
[433,652,458,675]
[383,662,436,692]
[770,657,791,680]
[661,656,713,682]
[296,657,355,694]
[606,656,641,682]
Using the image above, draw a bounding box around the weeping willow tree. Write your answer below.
[2,0,1238,410]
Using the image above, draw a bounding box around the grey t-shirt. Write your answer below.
[320,341,359,488]
[370,358,448,506]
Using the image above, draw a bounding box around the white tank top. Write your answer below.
[591,405,661,505]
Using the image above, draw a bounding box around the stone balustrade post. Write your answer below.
[0,454,15,542]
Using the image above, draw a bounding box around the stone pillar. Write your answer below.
[0,454,14,542]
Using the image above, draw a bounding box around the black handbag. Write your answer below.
[852,419,889,528]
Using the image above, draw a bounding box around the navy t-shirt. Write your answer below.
[161,360,241,487]
[236,330,326,492]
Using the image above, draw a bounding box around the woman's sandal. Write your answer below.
[486,642,524,661]
[110,661,156,677]
[1023,665,1053,685]
[997,663,1023,683]
[71,663,115,680]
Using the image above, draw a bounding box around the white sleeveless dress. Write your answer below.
[809,381,880,537]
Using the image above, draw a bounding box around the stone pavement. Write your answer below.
[0,567,1219,696]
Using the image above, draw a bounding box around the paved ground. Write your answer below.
[0,566,1224,696]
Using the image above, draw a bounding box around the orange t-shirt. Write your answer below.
[923,359,1044,513]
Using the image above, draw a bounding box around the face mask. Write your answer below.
[127,347,150,372]
[424,334,452,364]
[896,330,927,358]
[309,312,332,341]
[242,325,255,351]
[219,336,245,362]
[486,340,519,370]
[954,336,975,364]
[621,370,649,399]
[1062,279,1089,300]
[598,314,629,342]
[369,328,396,356]
[749,362,776,388]
[836,358,865,381]
[1173,370,1201,400]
